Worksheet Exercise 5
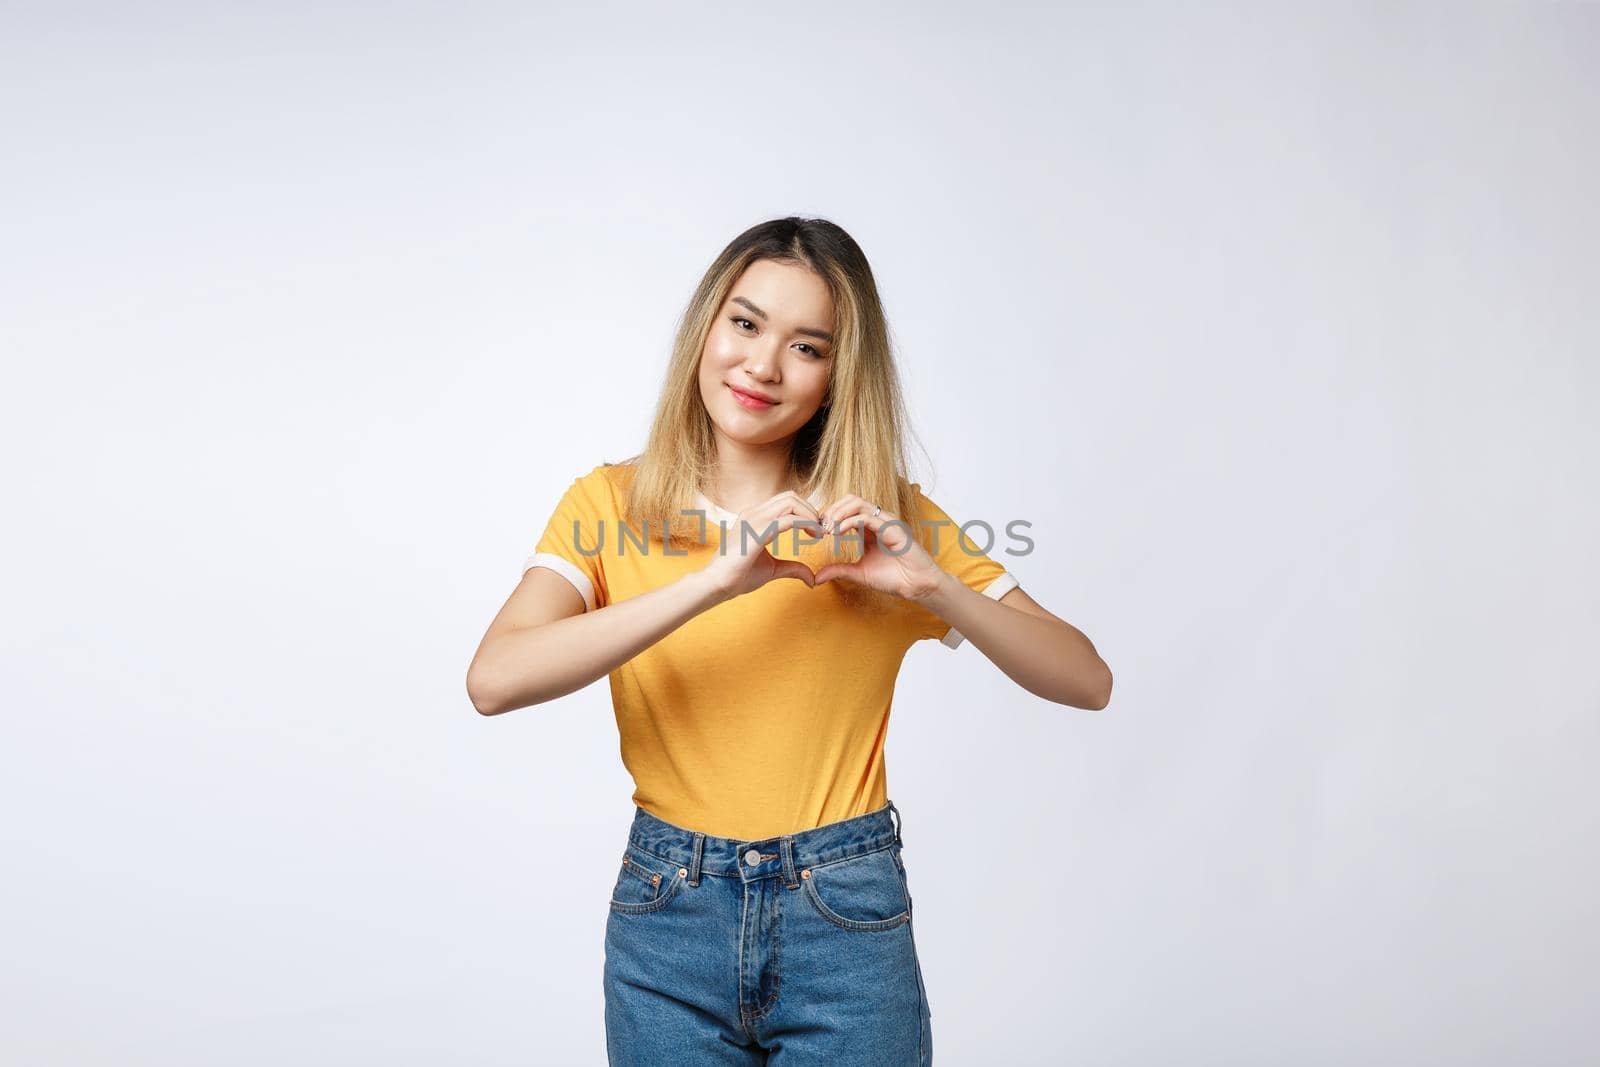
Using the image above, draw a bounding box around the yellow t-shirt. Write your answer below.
[522,461,1022,840]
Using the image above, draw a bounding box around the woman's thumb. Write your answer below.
[771,559,818,588]
[812,562,859,586]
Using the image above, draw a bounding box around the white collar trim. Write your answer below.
[694,487,828,523]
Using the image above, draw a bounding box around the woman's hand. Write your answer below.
[698,490,824,602]
[813,494,943,601]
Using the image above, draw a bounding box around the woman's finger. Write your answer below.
[736,491,822,534]
[818,494,866,532]
[732,510,823,552]
[833,507,912,552]
[759,490,822,522]
[769,557,818,587]
[813,560,862,586]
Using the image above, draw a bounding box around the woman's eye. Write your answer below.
[729,316,823,357]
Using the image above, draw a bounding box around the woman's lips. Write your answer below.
[728,385,777,410]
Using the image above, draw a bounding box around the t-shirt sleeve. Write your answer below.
[522,467,611,611]
[907,483,1022,649]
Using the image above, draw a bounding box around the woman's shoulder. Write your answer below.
[899,479,977,535]
[592,455,638,483]
[903,479,937,515]
[570,456,639,504]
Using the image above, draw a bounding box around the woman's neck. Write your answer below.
[706,440,801,513]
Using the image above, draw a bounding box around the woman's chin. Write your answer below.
[712,416,797,447]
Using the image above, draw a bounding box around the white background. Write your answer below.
[4,3,1596,1064]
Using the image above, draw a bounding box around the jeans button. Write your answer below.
[743,848,761,867]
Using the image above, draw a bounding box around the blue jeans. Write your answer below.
[603,800,934,1065]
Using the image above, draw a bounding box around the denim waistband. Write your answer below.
[624,800,905,886]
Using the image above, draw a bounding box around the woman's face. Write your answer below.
[698,258,835,450]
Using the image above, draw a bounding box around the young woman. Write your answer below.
[467,217,1112,1065]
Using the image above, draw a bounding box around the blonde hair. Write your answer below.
[617,217,932,613]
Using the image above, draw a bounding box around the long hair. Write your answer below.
[620,216,931,612]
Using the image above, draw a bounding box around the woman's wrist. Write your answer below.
[684,567,736,611]
[905,567,957,608]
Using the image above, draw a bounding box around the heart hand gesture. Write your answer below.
[698,490,824,601]
[813,495,942,601]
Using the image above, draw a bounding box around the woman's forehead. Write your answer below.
[728,259,834,323]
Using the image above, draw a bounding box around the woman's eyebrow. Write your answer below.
[730,295,834,344]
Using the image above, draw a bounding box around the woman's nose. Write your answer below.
[743,346,781,380]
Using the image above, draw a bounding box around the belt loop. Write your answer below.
[779,834,800,889]
[688,832,704,887]
[887,799,903,847]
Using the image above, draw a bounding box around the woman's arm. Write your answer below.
[812,495,1113,712]
[467,490,823,717]
[466,566,727,716]
[911,577,1113,710]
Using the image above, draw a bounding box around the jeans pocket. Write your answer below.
[800,844,912,932]
[610,846,687,915]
